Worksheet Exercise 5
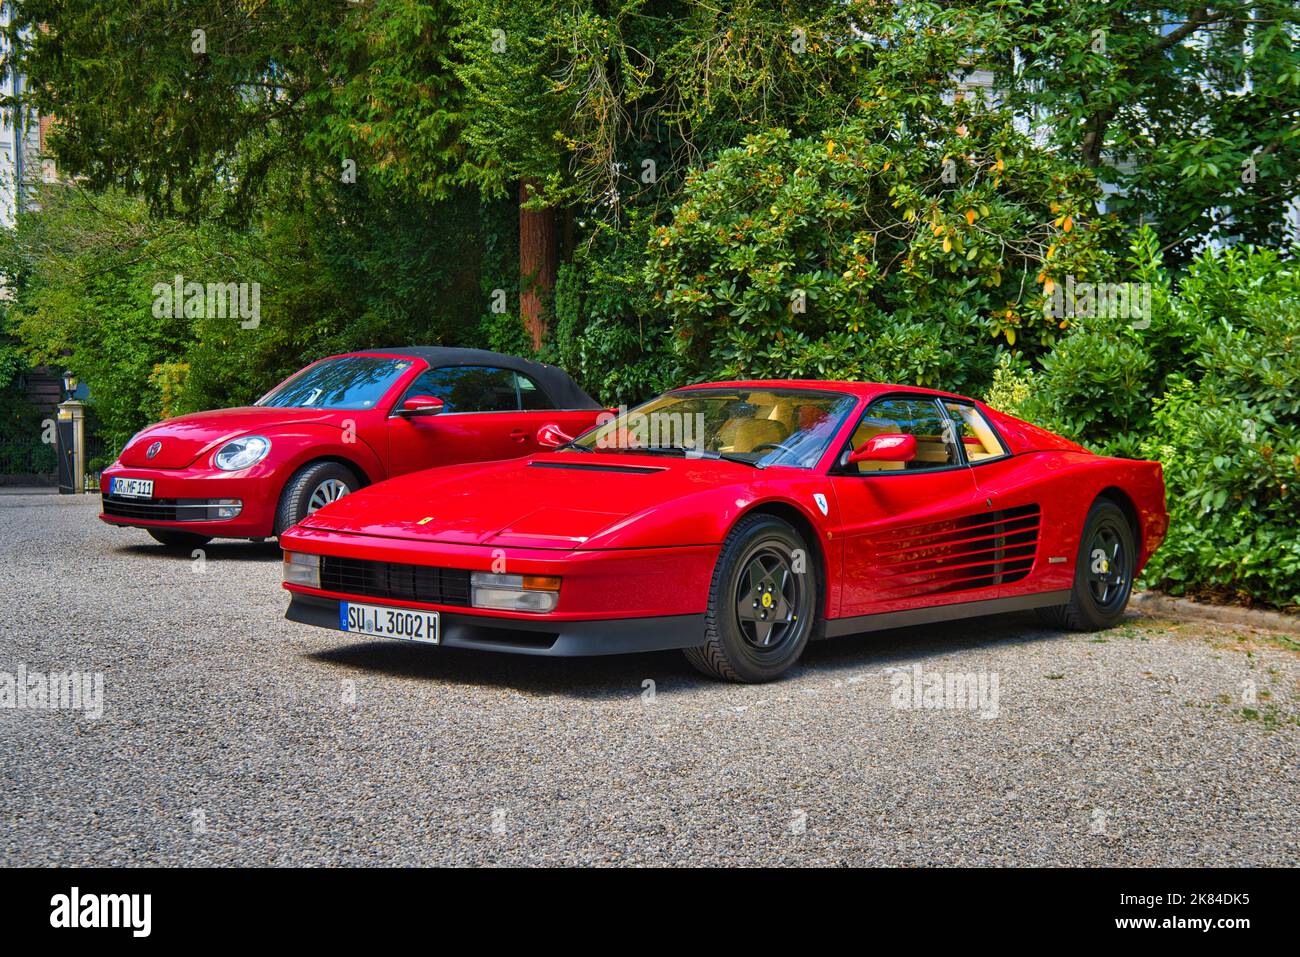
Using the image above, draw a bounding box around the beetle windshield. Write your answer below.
[570,388,857,468]
[257,356,413,410]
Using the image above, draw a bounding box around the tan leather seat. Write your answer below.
[731,418,786,453]
[767,400,796,435]
[718,396,776,449]
[912,434,954,463]
[948,405,1003,459]
[720,395,794,453]
[718,417,744,449]
[719,410,772,449]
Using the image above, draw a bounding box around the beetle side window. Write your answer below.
[400,366,518,413]
[846,397,960,473]
[516,372,555,410]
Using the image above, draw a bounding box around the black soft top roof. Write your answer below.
[358,347,601,410]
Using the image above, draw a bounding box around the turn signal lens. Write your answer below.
[522,575,562,591]
[470,572,561,613]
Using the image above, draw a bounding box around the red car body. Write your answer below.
[99,348,606,542]
[280,380,1167,675]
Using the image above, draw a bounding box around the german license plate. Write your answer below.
[110,477,154,498]
[339,602,439,644]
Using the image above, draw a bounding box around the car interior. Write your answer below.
[846,399,1007,473]
[718,392,830,454]
[944,401,1005,461]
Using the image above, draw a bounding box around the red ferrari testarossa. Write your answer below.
[280,381,1167,682]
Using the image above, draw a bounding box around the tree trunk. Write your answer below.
[518,178,557,350]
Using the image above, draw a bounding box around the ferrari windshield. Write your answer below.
[570,388,857,468]
[257,356,413,410]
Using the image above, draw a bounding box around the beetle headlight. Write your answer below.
[283,552,320,588]
[214,435,271,471]
[470,572,561,613]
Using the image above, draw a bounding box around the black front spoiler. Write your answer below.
[285,593,707,657]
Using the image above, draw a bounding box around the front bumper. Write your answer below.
[286,592,706,657]
[279,524,719,656]
[99,464,278,537]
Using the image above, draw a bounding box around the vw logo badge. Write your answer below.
[146,441,162,459]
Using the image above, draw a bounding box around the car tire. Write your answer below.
[683,514,818,683]
[275,461,359,535]
[147,529,212,549]
[1037,498,1136,632]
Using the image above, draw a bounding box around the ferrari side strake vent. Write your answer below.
[876,504,1042,598]
[529,462,662,475]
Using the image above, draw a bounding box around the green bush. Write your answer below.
[1138,258,1300,609]
[545,217,676,406]
[0,341,40,433]
[1007,227,1185,456]
[1001,244,1300,608]
[644,100,1111,397]
[983,353,1034,414]
[0,181,496,454]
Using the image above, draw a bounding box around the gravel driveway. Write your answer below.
[2,491,1296,866]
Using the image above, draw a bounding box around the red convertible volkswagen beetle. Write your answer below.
[99,347,604,548]
[280,381,1168,682]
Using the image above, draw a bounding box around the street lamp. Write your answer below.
[61,370,78,401]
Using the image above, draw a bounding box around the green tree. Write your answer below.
[2,1,360,221]
[645,107,1108,393]
[0,178,495,452]
[962,0,1300,263]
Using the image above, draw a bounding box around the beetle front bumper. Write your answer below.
[99,463,279,538]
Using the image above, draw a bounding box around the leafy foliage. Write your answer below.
[2,1,357,221]
[547,216,675,404]
[319,0,466,202]
[957,0,1300,264]
[3,0,1298,608]
[1138,252,1300,608]
[0,181,495,453]
[0,188,201,452]
[0,337,50,473]
[1000,246,1300,607]
[645,102,1108,393]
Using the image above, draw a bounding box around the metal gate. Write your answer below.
[56,418,77,494]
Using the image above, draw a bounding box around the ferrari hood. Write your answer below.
[118,406,344,469]
[299,453,758,549]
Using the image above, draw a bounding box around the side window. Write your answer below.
[515,372,554,410]
[401,366,518,413]
[943,402,1008,461]
[847,397,959,472]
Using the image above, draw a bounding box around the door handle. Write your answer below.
[509,429,528,442]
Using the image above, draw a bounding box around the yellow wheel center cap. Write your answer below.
[761,593,773,608]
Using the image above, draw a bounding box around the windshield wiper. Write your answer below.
[720,452,763,467]
[633,446,761,467]
[556,440,594,453]
[628,445,705,457]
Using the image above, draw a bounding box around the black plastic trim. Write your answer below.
[528,462,662,475]
[823,589,1072,638]
[285,593,707,657]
